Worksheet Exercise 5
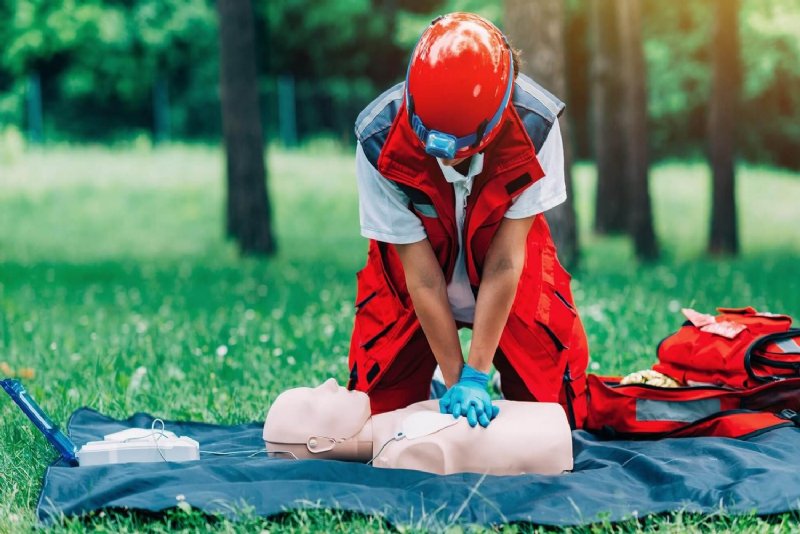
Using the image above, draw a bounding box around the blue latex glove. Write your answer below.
[439,364,500,428]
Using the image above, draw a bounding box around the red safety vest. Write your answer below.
[348,101,589,426]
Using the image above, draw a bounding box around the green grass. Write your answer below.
[0,144,799,532]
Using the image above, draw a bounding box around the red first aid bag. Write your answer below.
[653,307,798,388]
[586,375,800,439]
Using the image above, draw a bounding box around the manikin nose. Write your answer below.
[321,378,339,392]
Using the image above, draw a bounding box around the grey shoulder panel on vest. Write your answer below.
[354,76,564,167]
[512,73,565,152]
[354,82,404,170]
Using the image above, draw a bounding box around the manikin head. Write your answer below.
[263,378,372,460]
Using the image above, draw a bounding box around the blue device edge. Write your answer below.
[1,379,79,466]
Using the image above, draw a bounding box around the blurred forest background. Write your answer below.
[1,0,798,164]
[2,0,799,262]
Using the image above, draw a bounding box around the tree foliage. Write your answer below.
[0,0,217,139]
[0,0,798,168]
[641,0,800,167]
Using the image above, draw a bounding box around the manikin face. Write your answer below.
[263,378,371,444]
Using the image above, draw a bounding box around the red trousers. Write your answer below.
[368,321,589,427]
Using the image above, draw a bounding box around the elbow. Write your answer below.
[486,254,524,281]
[407,266,446,294]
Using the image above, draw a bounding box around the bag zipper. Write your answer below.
[664,409,796,439]
[606,381,735,392]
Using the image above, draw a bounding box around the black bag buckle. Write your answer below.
[778,409,800,426]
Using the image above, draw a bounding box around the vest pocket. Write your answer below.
[354,258,403,351]
[512,257,577,362]
[535,284,577,355]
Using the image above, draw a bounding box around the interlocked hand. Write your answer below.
[438,364,499,428]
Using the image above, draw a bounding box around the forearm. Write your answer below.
[467,259,522,373]
[406,277,464,388]
[467,216,532,374]
[395,240,464,387]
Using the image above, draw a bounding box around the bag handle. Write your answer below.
[745,328,800,384]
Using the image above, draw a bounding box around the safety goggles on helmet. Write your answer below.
[405,35,514,160]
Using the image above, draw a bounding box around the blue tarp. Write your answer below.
[37,408,800,526]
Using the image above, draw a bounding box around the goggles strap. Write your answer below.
[471,119,489,150]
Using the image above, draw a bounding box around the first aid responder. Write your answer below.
[347,12,589,429]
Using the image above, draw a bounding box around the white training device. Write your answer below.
[77,426,200,467]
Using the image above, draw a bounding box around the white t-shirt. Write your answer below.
[356,119,567,323]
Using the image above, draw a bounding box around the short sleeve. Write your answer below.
[356,143,427,244]
[504,118,567,219]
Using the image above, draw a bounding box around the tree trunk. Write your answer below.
[590,0,627,234]
[26,71,44,144]
[217,0,275,255]
[708,0,740,255]
[504,0,579,269]
[616,0,658,260]
[152,75,170,145]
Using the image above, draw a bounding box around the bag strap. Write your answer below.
[597,409,800,440]
[745,328,800,384]
[665,408,799,440]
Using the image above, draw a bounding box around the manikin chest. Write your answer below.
[369,400,574,476]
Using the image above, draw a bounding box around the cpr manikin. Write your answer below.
[263,378,572,476]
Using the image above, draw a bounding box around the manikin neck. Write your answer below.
[307,412,399,461]
[307,417,374,462]
[265,418,375,462]
[346,417,373,461]
[317,412,397,461]
[266,409,430,462]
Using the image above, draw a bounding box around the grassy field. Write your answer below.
[1,144,799,532]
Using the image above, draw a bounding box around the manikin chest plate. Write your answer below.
[398,411,460,440]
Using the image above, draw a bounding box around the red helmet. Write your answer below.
[405,13,514,159]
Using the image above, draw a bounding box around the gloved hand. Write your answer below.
[439,364,500,428]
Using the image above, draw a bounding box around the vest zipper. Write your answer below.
[460,191,468,274]
[463,185,476,285]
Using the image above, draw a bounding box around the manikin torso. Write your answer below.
[263,379,573,476]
